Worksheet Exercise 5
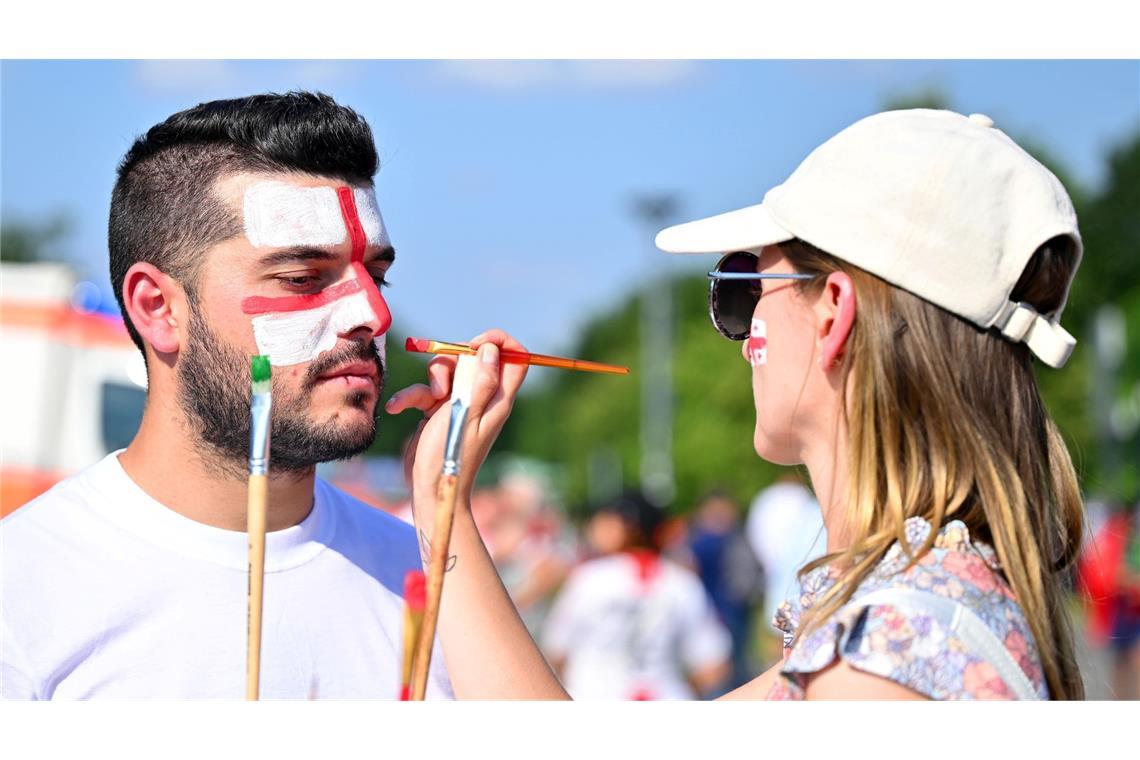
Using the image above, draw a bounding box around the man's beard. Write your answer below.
[177,309,385,477]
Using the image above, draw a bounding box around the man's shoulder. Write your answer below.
[2,457,116,539]
[315,479,420,566]
[316,479,414,535]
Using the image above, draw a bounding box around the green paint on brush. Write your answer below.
[251,355,271,395]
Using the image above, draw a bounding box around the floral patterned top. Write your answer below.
[767,517,1048,700]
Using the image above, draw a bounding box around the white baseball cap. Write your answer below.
[655,109,1083,368]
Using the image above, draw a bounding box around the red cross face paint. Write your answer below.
[239,182,393,367]
[747,318,768,367]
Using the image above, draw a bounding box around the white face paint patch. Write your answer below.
[747,318,768,367]
[373,333,387,368]
[243,181,389,249]
[240,181,393,369]
[251,289,380,367]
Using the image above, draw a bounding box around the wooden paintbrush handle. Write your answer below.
[246,473,268,700]
[409,473,459,700]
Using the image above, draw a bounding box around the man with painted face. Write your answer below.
[0,92,530,699]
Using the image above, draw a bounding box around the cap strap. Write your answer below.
[994,301,1076,369]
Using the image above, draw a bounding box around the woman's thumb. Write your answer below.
[466,343,501,418]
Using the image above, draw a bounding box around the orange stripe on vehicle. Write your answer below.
[0,467,66,518]
[1,301,132,348]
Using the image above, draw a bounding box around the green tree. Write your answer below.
[0,214,72,263]
[1068,135,1140,500]
[499,97,1140,513]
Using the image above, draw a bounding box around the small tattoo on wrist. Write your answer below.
[419,530,457,571]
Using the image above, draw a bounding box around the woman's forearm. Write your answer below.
[430,506,570,699]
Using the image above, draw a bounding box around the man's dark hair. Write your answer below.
[108,92,379,354]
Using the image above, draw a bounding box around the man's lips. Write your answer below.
[317,360,380,389]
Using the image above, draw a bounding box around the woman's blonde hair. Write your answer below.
[782,236,1085,700]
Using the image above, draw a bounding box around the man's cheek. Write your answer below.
[249,290,378,367]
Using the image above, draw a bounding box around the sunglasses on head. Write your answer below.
[706,251,818,340]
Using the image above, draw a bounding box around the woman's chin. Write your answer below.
[753,429,801,466]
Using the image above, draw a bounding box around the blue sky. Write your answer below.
[3,60,1138,357]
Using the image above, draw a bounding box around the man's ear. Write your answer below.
[122,263,186,356]
[817,271,856,370]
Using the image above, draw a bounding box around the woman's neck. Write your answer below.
[800,419,852,555]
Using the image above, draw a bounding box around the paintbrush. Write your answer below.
[246,355,272,700]
[405,337,629,376]
[409,353,479,700]
[399,569,426,700]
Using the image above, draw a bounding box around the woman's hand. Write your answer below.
[383,330,566,699]
[384,329,530,524]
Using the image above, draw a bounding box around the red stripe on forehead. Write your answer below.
[336,187,367,264]
[339,186,393,334]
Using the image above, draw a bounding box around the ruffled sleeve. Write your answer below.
[776,597,1011,700]
[767,518,1047,700]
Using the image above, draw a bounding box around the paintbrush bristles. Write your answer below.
[251,355,272,394]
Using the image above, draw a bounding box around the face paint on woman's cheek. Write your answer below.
[747,318,768,367]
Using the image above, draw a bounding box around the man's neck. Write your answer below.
[118,396,317,532]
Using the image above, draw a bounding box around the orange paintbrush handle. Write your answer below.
[404,337,629,376]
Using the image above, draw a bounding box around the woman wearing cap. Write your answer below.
[396,109,1085,699]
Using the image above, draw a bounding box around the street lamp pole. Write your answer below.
[633,194,678,508]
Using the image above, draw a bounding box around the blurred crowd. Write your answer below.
[1077,499,1140,700]
[324,457,1140,700]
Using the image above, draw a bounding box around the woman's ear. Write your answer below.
[122,262,185,356]
[817,271,856,370]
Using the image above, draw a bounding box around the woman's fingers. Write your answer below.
[385,384,440,415]
[466,343,503,421]
[470,328,527,353]
[427,355,457,400]
[468,330,529,407]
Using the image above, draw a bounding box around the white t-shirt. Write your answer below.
[541,553,731,700]
[0,452,453,699]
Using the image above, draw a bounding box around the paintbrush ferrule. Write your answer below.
[249,393,272,476]
[442,400,469,477]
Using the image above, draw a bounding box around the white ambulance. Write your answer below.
[1,262,146,517]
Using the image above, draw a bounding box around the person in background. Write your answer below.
[745,474,826,666]
[541,491,731,699]
[1114,502,1140,699]
[488,472,576,636]
[688,489,764,688]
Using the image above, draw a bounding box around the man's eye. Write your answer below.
[279,275,320,288]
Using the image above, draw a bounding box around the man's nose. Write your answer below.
[339,263,393,340]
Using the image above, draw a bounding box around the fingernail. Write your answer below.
[480,343,499,365]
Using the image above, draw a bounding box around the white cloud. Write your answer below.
[570,60,700,88]
[431,60,703,91]
[133,60,238,91]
